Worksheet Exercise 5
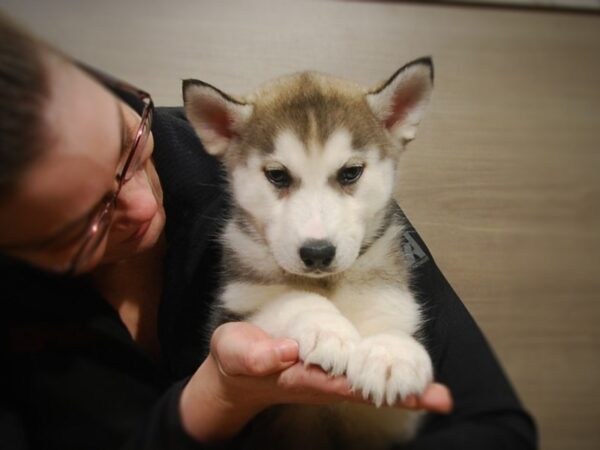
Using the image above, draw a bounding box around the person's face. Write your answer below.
[0,56,165,273]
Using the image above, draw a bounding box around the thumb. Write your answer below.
[211,322,299,377]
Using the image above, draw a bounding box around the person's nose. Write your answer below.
[113,168,159,226]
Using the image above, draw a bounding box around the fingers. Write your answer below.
[396,383,453,414]
[276,363,356,404]
[278,363,353,396]
[414,383,453,413]
[211,322,299,377]
[239,337,299,376]
[275,364,453,414]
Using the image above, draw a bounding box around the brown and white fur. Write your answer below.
[183,57,435,450]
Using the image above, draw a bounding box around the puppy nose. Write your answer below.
[299,240,336,270]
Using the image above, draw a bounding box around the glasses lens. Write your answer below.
[123,105,152,183]
[68,203,114,273]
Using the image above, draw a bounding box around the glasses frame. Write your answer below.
[65,76,154,274]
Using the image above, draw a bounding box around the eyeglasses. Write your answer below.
[66,77,154,274]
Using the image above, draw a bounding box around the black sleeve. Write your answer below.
[397,220,538,450]
[0,262,221,450]
[0,400,28,450]
[121,379,215,450]
[0,378,217,450]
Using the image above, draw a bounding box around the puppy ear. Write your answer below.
[366,57,434,145]
[182,79,253,157]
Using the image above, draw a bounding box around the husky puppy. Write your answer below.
[183,57,435,450]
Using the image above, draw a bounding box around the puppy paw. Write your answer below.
[287,313,360,376]
[346,334,433,407]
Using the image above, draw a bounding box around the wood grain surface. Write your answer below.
[2,1,599,449]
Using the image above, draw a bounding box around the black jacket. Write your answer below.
[0,105,537,450]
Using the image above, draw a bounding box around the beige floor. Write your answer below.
[2,1,599,449]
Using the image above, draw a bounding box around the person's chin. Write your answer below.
[103,208,166,263]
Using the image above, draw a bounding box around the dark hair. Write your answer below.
[0,12,49,199]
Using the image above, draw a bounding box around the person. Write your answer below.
[0,12,536,450]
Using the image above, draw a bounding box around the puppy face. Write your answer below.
[183,59,433,277]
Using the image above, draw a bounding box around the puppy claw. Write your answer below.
[346,334,433,408]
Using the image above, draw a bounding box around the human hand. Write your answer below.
[180,322,452,443]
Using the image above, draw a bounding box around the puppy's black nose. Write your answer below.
[299,240,336,270]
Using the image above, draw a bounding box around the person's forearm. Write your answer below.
[179,355,260,444]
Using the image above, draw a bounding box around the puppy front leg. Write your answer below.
[336,285,433,407]
[253,291,363,376]
[221,282,360,376]
[346,333,432,407]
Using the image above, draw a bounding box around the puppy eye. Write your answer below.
[338,165,364,185]
[265,168,291,188]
